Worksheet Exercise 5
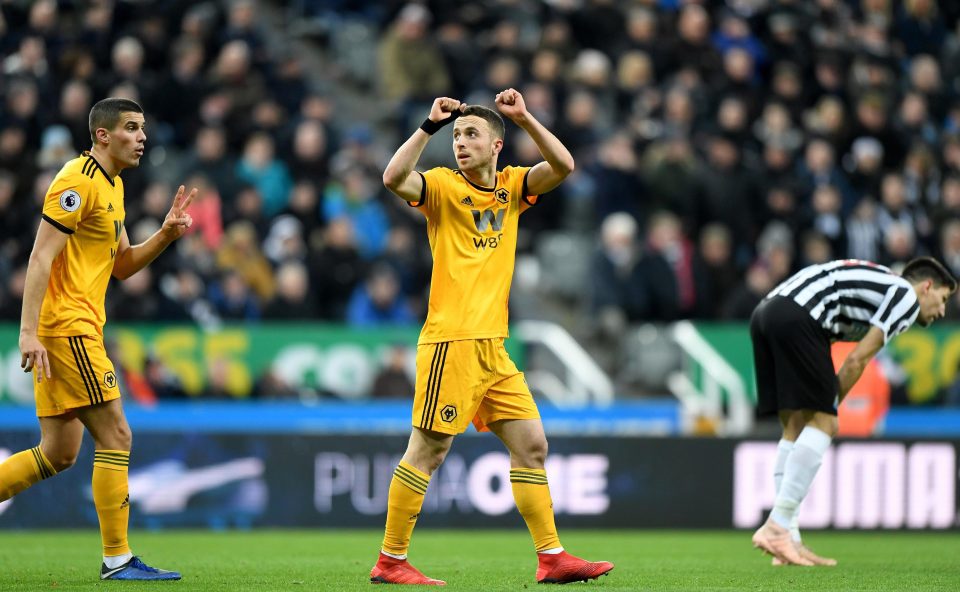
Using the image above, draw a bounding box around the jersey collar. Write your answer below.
[82,151,116,186]
[455,170,495,193]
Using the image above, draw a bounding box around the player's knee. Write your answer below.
[808,414,838,438]
[117,425,132,450]
[822,417,839,438]
[46,450,78,472]
[422,447,450,473]
[103,422,132,451]
[404,441,450,474]
[520,438,548,467]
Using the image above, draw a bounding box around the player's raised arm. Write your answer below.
[382,97,463,201]
[495,88,574,196]
[112,185,195,280]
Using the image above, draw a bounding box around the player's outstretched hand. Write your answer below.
[161,185,196,241]
[428,97,464,123]
[495,88,528,122]
[20,333,50,381]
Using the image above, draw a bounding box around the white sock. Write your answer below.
[103,553,133,569]
[538,547,564,555]
[790,515,802,542]
[773,439,803,541]
[381,550,407,560]
[770,427,831,529]
[773,438,794,495]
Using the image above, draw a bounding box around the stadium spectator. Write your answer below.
[807,183,845,251]
[281,180,325,239]
[216,221,275,304]
[323,166,390,260]
[262,261,317,320]
[377,3,451,129]
[236,132,293,218]
[0,264,26,321]
[723,262,776,321]
[369,344,415,399]
[55,80,94,151]
[699,132,758,251]
[308,218,365,321]
[590,212,645,333]
[346,263,414,327]
[846,136,885,202]
[696,223,738,319]
[637,211,708,321]
[262,215,308,265]
[208,269,261,322]
[107,267,179,323]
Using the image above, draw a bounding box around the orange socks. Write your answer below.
[93,450,131,557]
[510,468,561,551]
[0,446,56,501]
[382,461,431,557]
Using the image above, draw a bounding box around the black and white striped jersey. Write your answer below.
[766,259,920,343]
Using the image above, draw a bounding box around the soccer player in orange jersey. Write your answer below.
[370,90,614,585]
[0,98,195,581]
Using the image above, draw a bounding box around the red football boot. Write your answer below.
[536,551,614,584]
[370,553,446,585]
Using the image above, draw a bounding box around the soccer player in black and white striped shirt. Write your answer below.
[749,257,956,566]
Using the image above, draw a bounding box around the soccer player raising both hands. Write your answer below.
[0,98,193,581]
[372,90,614,585]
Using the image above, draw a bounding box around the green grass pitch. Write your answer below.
[0,530,957,591]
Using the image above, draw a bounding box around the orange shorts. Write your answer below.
[34,335,120,417]
[412,338,539,434]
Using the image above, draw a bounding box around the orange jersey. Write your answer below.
[38,152,126,337]
[412,166,537,344]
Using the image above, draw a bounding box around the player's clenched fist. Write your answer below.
[429,97,463,123]
[495,89,527,121]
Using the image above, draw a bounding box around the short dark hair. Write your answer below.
[89,98,143,143]
[461,105,505,139]
[902,257,958,293]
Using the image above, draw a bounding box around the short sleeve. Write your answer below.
[870,284,919,343]
[413,168,444,217]
[41,171,91,234]
[510,166,537,212]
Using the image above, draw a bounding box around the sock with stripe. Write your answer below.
[510,468,562,552]
[93,450,132,558]
[0,446,57,501]
[381,461,431,558]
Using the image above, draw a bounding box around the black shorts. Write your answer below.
[750,296,838,416]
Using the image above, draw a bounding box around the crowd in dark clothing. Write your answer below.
[3,1,960,399]
[0,0,431,333]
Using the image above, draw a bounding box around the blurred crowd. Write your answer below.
[3,0,960,401]
[0,0,432,330]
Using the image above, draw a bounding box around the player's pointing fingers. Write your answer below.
[180,187,197,212]
[172,185,185,210]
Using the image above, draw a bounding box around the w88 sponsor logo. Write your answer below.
[473,233,503,250]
